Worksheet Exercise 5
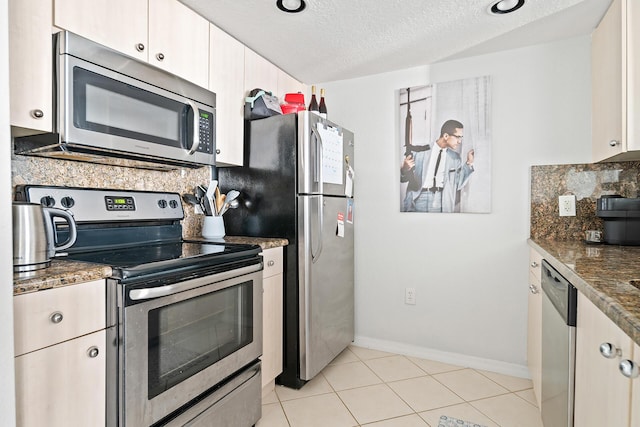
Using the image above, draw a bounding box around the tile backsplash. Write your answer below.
[530,162,640,240]
[11,153,210,237]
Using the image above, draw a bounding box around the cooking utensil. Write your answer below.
[206,180,218,215]
[225,190,240,204]
[13,202,77,272]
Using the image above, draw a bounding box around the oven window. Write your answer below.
[72,67,190,148]
[147,281,253,399]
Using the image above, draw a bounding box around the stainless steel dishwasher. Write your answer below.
[541,260,578,427]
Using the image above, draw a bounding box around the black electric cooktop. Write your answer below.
[63,241,262,281]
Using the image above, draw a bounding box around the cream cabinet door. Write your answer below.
[591,0,625,161]
[148,0,210,88]
[244,47,279,97]
[277,69,306,102]
[9,0,52,134]
[209,24,245,166]
[632,342,640,427]
[574,293,633,427]
[15,330,106,427]
[261,247,284,390]
[526,248,543,408]
[54,0,148,61]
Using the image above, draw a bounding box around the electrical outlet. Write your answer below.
[405,287,416,305]
[559,195,576,217]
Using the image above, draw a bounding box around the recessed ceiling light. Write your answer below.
[276,0,306,13]
[489,0,525,15]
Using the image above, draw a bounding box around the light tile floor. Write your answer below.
[257,345,543,427]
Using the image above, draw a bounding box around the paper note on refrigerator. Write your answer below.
[317,124,343,184]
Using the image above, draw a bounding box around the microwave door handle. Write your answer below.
[186,99,200,155]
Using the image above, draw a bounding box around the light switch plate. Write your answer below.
[559,195,576,216]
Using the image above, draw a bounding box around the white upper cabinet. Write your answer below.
[54,0,209,88]
[148,0,209,88]
[244,47,279,97]
[592,0,640,162]
[209,24,245,166]
[9,0,53,134]
[54,0,148,62]
[277,69,306,102]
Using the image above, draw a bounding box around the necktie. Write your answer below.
[433,149,443,188]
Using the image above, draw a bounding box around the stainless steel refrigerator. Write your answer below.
[217,111,355,389]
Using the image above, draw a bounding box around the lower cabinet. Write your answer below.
[13,280,107,427]
[574,292,639,427]
[15,330,106,427]
[527,248,543,408]
[633,341,640,427]
[261,247,284,395]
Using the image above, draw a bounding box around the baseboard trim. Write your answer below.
[353,335,531,379]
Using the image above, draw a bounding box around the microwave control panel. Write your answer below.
[197,110,214,154]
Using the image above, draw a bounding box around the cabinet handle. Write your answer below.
[619,359,639,379]
[87,346,99,358]
[30,109,44,119]
[609,139,620,147]
[599,342,622,359]
[267,260,275,267]
[530,261,538,268]
[156,53,165,61]
[529,284,539,294]
[135,43,145,52]
[216,149,221,155]
[50,311,63,324]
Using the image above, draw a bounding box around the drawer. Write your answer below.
[14,280,106,356]
[529,248,543,282]
[262,247,283,278]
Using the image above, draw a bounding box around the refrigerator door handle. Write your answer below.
[310,125,324,263]
[310,125,325,195]
[311,195,323,263]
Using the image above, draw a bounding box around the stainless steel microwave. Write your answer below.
[15,31,216,171]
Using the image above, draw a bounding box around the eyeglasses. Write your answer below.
[450,134,463,140]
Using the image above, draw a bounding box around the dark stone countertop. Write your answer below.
[14,236,288,296]
[529,238,640,346]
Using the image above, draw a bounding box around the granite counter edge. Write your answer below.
[528,238,640,347]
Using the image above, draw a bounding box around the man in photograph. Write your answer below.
[400,119,474,212]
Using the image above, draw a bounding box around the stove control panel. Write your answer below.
[15,185,184,222]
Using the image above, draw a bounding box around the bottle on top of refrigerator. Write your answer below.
[308,85,319,112]
[319,88,327,119]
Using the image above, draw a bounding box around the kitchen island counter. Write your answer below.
[14,236,288,296]
[529,238,640,346]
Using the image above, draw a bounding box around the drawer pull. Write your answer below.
[267,260,275,267]
[599,342,621,359]
[50,312,63,324]
[87,346,99,358]
[30,109,44,119]
[530,261,538,268]
[619,359,639,379]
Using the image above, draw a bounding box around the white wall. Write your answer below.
[320,36,592,376]
[0,0,17,424]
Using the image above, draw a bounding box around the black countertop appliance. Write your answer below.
[596,195,640,245]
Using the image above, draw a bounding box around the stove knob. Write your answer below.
[158,199,167,208]
[61,196,75,208]
[40,196,55,207]
[169,200,178,209]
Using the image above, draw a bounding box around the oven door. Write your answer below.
[120,264,262,427]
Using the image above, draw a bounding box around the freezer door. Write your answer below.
[298,194,354,380]
[297,111,355,197]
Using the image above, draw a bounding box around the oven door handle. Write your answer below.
[128,263,262,301]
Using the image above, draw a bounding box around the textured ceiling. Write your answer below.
[181,0,611,83]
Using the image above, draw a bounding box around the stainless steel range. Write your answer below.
[16,185,263,427]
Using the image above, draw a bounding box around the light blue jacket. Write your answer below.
[401,148,473,212]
